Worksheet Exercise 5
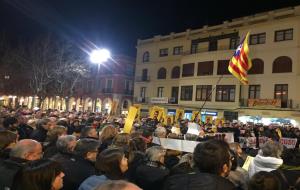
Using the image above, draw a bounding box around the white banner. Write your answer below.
[153,137,200,153]
[239,137,297,149]
[150,97,168,104]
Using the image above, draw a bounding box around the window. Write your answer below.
[173,46,183,55]
[273,56,292,73]
[180,86,193,101]
[216,85,236,102]
[157,87,164,97]
[191,43,198,54]
[197,61,214,76]
[106,79,113,89]
[143,51,150,62]
[126,65,134,76]
[182,63,195,77]
[217,60,231,75]
[209,40,218,51]
[230,37,240,49]
[97,79,101,89]
[275,29,293,42]
[87,80,93,92]
[125,80,131,90]
[171,66,180,78]
[140,87,146,98]
[250,33,266,45]
[196,85,212,101]
[142,69,148,81]
[274,84,288,108]
[248,59,264,74]
[157,67,167,79]
[248,85,260,99]
[159,48,168,57]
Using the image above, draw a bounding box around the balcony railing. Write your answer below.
[134,97,149,103]
[168,97,178,104]
[135,76,150,82]
[239,98,294,109]
[102,88,113,93]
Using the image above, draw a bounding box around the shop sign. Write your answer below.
[248,99,281,108]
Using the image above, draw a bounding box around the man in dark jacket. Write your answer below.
[0,139,43,189]
[55,138,100,190]
[135,146,169,190]
[164,139,235,190]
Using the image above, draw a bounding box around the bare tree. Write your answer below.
[14,35,56,107]
[51,40,90,110]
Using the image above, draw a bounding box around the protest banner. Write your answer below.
[242,156,254,171]
[153,137,200,153]
[191,111,200,122]
[186,122,201,135]
[149,106,164,121]
[175,108,184,123]
[123,106,137,133]
[215,133,234,143]
[279,138,298,149]
[133,104,141,120]
[239,137,297,149]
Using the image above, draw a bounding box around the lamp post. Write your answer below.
[89,48,111,112]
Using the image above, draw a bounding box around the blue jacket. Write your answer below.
[78,175,108,190]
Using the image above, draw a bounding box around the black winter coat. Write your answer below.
[164,172,236,190]
[51,153,96,190]
[135,163,169,190]
[0,157,28,190]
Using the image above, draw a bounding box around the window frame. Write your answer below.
[159,48,169,57]
[215,85,236,102]
[180,85,193,101]
[157,87,164,97]
[173,46,183,55]
[249,33,266,45]
[196,85,212,101]
[248,85,261,99]
[142,51,150,62]
[275,28,293,42]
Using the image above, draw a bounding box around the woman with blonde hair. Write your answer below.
[99,125,118,152]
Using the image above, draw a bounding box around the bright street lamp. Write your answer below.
[89,48,111,64]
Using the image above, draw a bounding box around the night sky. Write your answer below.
[1,0,300,57]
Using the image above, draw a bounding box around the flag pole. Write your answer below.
[199,74,224,114]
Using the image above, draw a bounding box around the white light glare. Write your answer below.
[90,49,111,64]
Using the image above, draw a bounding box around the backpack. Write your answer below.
[277,169,300,190]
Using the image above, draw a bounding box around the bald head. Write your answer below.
[96,180,142,190]
[10,139,43,161]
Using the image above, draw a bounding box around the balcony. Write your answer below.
[134,97,149,103]
[135,76,150,82]
[239,98,294,109]
[168,97,178,104]
[102,88,113,93]
[123,89,133,95]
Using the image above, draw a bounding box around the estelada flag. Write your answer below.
[228,32,252,85]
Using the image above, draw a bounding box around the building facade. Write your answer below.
[0,55,135,114]
[134,6,300,125]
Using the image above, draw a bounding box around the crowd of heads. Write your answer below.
[0,107,299,190]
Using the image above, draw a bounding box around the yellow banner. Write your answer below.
[164,114,174,126]
[123,106,138,133]
[133,104,141,120]
[191,111,200,122]
[205,116,212,124]
[175,108,184,123]
[150,106,164,121]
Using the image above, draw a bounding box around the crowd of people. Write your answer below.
[0,107,299,190]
